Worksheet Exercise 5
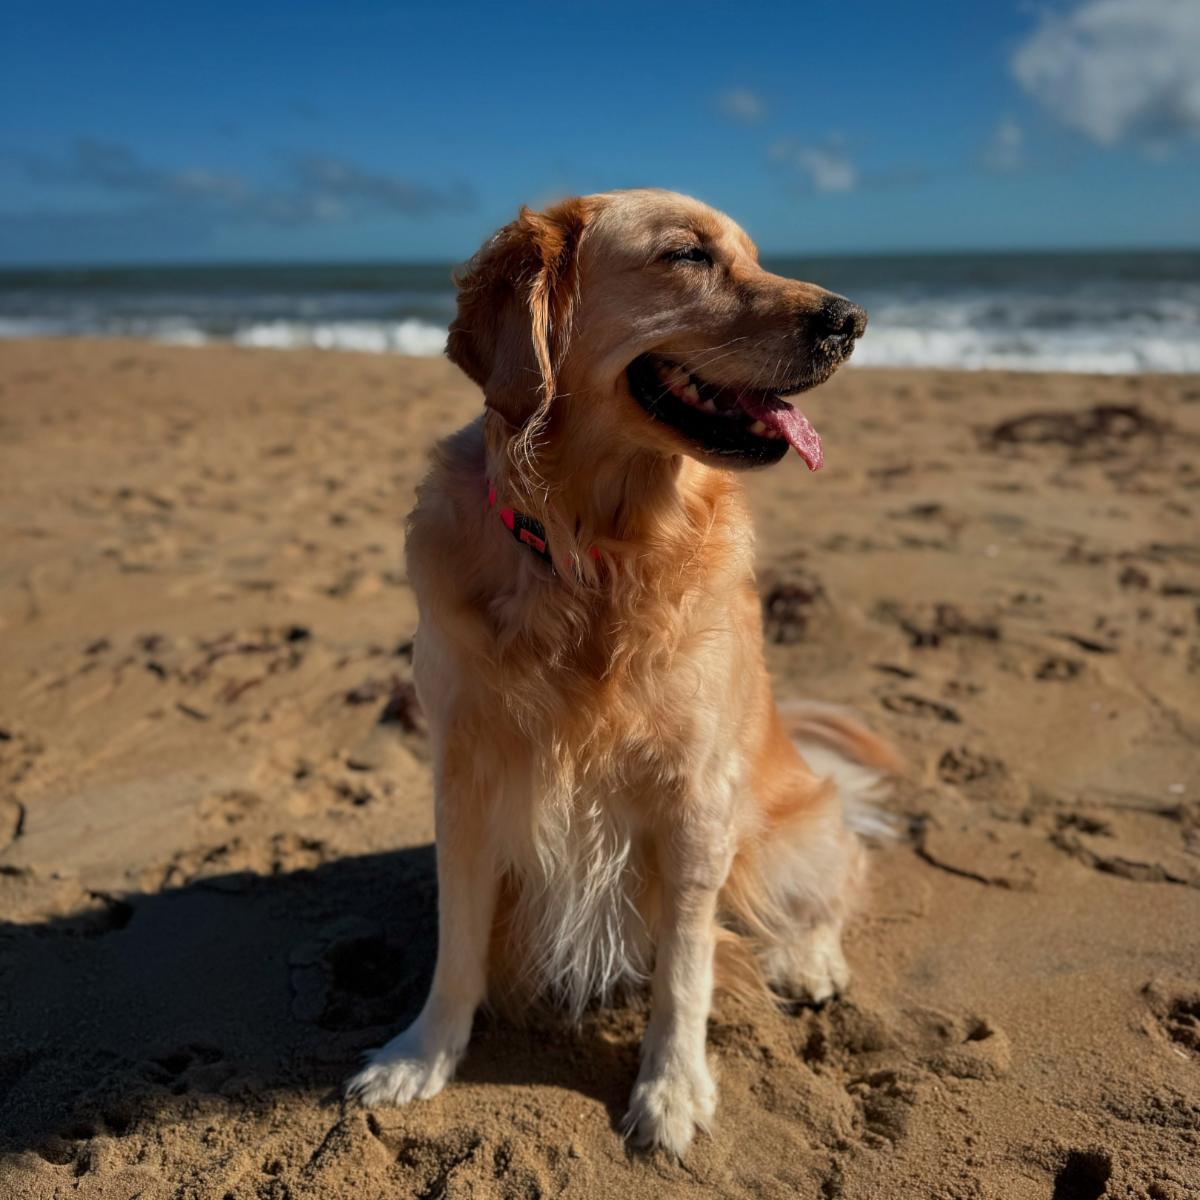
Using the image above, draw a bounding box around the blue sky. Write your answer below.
[1,0,1198,264]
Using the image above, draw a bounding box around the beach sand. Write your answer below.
[1,338,1197,1199]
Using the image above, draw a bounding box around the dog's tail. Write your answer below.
[777,699,903,839]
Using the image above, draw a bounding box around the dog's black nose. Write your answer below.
[817,296,868,343]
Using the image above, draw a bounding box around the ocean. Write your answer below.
[1,249,1197,373]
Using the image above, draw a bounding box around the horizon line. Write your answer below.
[2,242,1200,275]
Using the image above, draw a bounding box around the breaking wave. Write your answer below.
[3,250,1198,373]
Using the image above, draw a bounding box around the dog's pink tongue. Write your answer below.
[739,397,824,470]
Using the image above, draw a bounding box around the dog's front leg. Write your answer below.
[625,805,732,1156]
[347,754,495,1107]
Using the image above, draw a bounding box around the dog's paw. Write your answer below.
[764,922,850,1004]
[345,1027,459,1107]
[623,1058,717,1158]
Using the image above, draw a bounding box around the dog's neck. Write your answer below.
[483,410,737,566]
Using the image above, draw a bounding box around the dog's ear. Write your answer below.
[447,198,587,427]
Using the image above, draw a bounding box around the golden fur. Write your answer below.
[347,189,898,1155]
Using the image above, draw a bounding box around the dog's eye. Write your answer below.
[662,246,712,266]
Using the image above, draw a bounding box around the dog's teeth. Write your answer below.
[682,383,700,403]
[749,420,767,435]
[670,369,690,390]
[701,398,716,412]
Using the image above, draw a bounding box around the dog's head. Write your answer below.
[447,189,865,472]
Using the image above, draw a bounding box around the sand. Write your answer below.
[0,337,1197,1200]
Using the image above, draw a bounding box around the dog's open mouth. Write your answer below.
[626,355,825,470]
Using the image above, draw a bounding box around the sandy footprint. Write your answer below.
[1050,806,1200,888]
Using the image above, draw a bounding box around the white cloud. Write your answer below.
[982,117,1025,171]
[718,88,766,123]
[770,138,858,192]
[1012,0,1200,146]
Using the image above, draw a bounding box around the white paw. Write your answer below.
[764,923,850,1004]
[624,1058,717,1158]
[345,1026,461,1107]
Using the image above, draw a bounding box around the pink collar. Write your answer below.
[486,480,603,573]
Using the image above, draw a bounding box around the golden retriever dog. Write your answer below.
[347,189,899,1155]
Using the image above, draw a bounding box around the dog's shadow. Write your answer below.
[0,845,641,1159]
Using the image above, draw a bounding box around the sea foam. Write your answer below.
[3,252,1198,373]
[231,319,447,356]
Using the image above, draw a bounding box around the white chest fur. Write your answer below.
[491,756,654,1018]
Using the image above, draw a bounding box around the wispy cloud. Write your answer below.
[981,118,1025,172]
[21,138,248,203]
[289,156,473,220]
[1012,0,1200,148]
[717,87,767,124]
[9,138,475,229]
[715,88,929,197]
[769,137,858,192]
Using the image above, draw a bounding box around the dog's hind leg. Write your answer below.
[745,800,864,1004]
[759,913,852,1004]
[729,702,899,1004]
